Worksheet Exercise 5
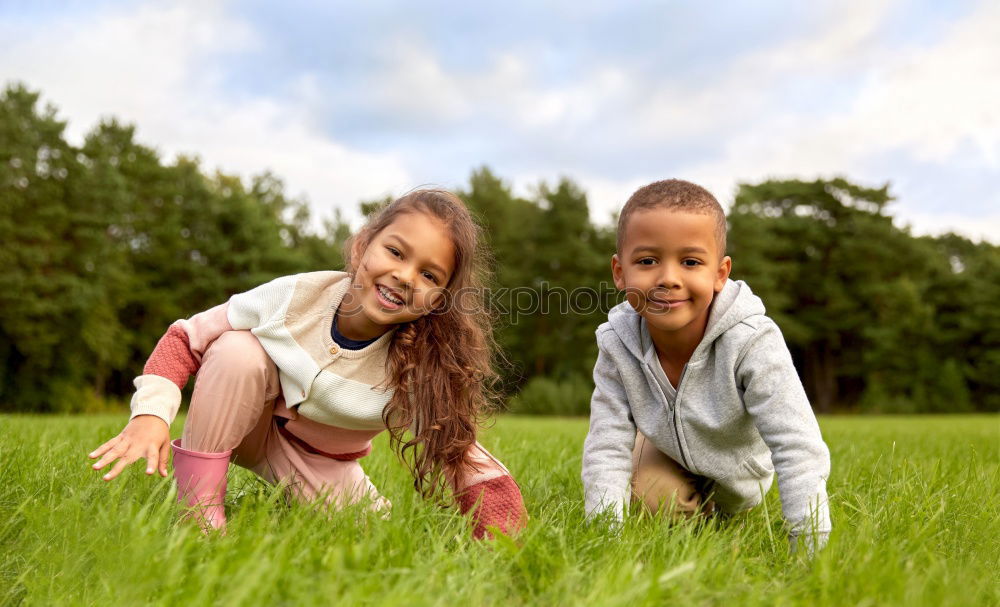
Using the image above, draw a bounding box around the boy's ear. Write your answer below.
[611,254,625,290]
[714,255,732,292]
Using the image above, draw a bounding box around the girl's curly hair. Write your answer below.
[343,189,501,499]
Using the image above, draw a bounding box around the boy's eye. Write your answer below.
[637,258,656,266]
[681,259,703,267]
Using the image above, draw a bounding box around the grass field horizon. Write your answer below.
[2,413,997,606]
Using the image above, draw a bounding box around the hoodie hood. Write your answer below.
[605,279,766,360]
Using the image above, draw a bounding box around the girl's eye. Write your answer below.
[386,246,401,257]
[422,271,438,284]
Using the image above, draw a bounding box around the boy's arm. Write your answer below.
[737,321,832,552]
[581,335,637,522]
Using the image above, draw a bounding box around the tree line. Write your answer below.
[2,83,997,414]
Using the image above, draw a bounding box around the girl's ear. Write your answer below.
[430,289,450,314]
[349,236,367,270]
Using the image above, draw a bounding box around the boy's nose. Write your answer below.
[657,268,682,290]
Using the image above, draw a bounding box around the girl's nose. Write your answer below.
[394,265,416,288]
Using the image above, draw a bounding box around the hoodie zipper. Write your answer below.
[647,355,693,472]
[672,364,692,471]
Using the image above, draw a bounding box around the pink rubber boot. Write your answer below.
[170,439,231,531]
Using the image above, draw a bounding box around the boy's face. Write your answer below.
[612,209,732,343]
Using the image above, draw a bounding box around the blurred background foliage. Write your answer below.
[2,83,997,415]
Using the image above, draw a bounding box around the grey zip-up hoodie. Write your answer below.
[582,279,831,543]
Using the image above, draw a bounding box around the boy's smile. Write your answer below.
[612,209,731,351]
[339,211,456,341]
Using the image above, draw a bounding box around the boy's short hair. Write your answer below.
[616,179,727,255]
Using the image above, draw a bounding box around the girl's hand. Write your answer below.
[88,415,171,481]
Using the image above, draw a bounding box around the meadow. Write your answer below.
[1,414,997,606]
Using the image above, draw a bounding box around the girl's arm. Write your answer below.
[90,272,307,482]
[88,303,233,481]
[129,303,234,426]
[132,272,310,425]
[454,442,527,539]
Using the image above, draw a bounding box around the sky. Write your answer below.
[2,0,998,241]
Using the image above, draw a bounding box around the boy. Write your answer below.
[581,179,831,553]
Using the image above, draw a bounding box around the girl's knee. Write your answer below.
[204,331,275,377]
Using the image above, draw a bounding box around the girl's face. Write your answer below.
[341,211,456,338]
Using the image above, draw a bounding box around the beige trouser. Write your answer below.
[631,432,714,517]
[180,331,387,510]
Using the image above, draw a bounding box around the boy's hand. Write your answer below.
[88,415,171,481]
[790,530,829,558]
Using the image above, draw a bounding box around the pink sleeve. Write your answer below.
[143,303,234,389]
[454,442,510,490]
[454,442,527,539]
[457,475,527,539]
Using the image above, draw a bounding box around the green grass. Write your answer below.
[1,414,998,606]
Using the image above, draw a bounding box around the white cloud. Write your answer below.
[572,0,1000,241]
[841,2,1000,166]
[3,0,996,243]
[592,0,895,144]
[895,210,1000,242]
[371,38,473,125]
[366,42,630,136]
[741,0,894,73]
[0,1,411,223]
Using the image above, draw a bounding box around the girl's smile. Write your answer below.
[375,284,405,308]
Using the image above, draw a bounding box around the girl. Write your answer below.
[88,189,526,538]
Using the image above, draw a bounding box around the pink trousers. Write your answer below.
[181,331,388,510]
